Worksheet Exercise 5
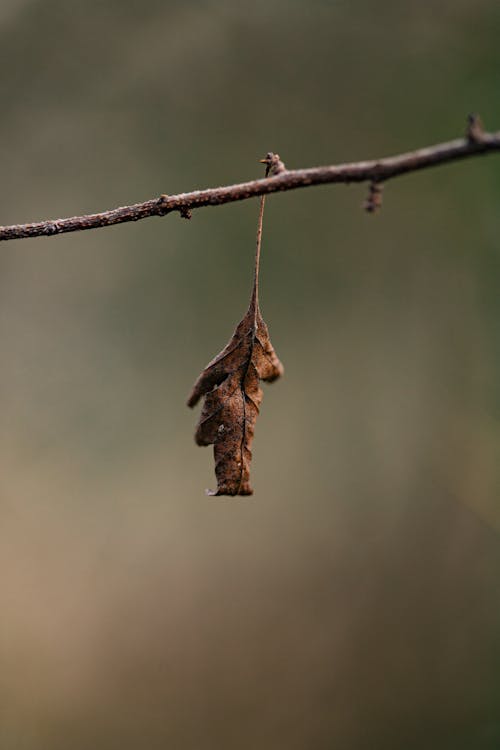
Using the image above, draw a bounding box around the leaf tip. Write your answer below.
[205,484,254,497]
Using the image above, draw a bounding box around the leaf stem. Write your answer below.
[252,193,266,312]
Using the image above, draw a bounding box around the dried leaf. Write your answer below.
[187,292,283,496]
[188,168,284,496]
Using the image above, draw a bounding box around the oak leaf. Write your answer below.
[187,291,283,496]
[188,157,284,496]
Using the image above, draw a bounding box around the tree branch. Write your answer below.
[0,115,498,242]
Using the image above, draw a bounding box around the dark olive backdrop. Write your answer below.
[1,1,499,748]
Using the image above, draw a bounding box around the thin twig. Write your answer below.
[0,116,498,242]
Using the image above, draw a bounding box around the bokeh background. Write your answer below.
[1,1,500,748]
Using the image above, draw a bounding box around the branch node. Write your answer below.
[157,194,171,215]
[180,206,192,220]
[260,152,287,176]
[363,181,384,213]
[466,113,485,144]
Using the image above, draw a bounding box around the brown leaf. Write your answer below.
[187,292,283,496]
[188,164,283,496]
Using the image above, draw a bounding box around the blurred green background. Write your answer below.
[1,1,500,748]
